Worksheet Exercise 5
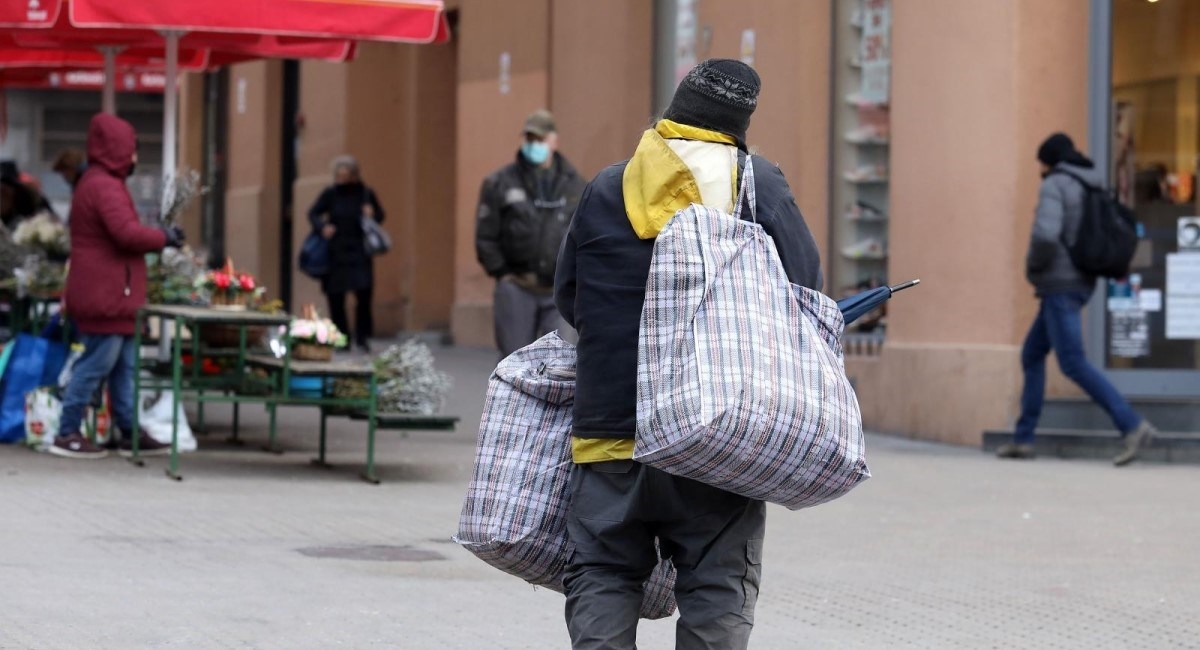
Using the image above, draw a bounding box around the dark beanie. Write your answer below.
[663,59,761,148]
[1037,132,1092,168]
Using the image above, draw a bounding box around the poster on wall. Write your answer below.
[859,0,890,104]
[1166,253,1200,339]
[1110,310,1151,358]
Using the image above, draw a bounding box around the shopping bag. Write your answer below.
[456,332,676,619]
[635,157,870,510]
[138,390,196,452]
[0,334,50,443]
[298,230,330,279]
[361,217,391,257]
[24,387,61,449]
[23,388,110,450]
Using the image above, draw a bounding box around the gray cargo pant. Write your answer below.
[493,277,573,358]
[564,459,766,650]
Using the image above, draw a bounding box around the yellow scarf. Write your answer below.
[620,119,738,240]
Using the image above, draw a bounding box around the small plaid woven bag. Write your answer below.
[456,332,676,619]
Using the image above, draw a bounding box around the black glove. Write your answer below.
[162,224,186,248]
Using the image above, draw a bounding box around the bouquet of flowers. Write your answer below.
[281,305,347,360]
[12,212,69,258]
[193,258,259,308]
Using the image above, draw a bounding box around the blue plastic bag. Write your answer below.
[299,230,330,279]
[0,334,52,443]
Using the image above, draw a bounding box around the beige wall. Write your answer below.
[291,41,458,335]
[451,0,551,346]
[177,73,205,245]
[847,0,1090,444]
[549,0,654,180]
[225,61,283,299]
[695,0,833,271]
[453,0,657,346]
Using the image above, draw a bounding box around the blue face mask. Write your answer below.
[521,141,550,166]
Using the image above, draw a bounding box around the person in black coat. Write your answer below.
[553,59,823,648]
[307,155,385,352]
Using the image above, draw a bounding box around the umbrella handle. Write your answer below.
[889,279,920,293]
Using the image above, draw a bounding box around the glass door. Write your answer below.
[1095,0,1200,395]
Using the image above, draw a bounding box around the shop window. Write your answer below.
[1106,0,1200,370]
[831,0,891,345]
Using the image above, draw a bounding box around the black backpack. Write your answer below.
[1052,170,1139,278]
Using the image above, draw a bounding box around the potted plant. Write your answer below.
[281,305,347,361]
[195,258,257,309]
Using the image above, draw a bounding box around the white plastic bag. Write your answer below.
[138,391,197,452]
[25,388,112,451]
[24,388,61,450]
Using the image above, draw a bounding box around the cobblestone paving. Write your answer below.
[1,345,1197,649]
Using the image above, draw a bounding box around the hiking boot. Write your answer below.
[118,431,171,458]
[1113,420,1158,467]
[995,443,1036,460]
[49,434,108,459]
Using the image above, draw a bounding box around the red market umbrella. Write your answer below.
[72,0,448,43]
[0,43,210,71]
[4,0,449,212]
[0,66,167,93]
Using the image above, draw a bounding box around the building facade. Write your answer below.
[173,0,1197,444]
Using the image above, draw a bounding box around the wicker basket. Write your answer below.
[198,324,267,349]
[210,290,247,309]
[293,342,334,361]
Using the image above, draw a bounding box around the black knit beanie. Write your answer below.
[663,59,761,148]
[1037,132,1093,168]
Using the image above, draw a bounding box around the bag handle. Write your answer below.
[732,154,757,224]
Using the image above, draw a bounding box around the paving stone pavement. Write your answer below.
[1,344,1198,649]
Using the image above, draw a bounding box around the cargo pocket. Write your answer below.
[741,538,764,620]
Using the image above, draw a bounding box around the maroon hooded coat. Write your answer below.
[65,114,166,335]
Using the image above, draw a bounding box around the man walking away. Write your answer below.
[555,59,823,649]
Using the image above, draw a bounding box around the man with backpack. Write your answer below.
[996,133,1156,465]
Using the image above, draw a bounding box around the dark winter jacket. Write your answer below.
[475,151,586,288]
[1026,162,1103,296]
[555,153,824,443]
[65,113,166,336]
[307,182,385,294]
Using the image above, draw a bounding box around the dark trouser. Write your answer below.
[1015,290,1142,444]
[59,334,136,437]
[564,459,766,650]
[327,286,373,348]
[493,278,569,357]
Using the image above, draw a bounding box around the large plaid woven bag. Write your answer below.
[456,332,677,619]
[635,157,870,510]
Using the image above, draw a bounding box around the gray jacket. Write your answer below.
[1026,162,1102,296]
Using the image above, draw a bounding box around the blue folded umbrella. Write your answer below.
[837,279,920,326]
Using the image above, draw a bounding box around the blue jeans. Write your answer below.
[1015,290,1141,444]
[59,335,136,438]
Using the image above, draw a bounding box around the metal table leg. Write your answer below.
[361,375,380,484]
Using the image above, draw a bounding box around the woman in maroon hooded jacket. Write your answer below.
[50,113,184,459]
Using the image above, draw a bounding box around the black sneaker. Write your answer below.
[995,443,1036,460]
[118,431,172,457]
[49,434,109,459]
